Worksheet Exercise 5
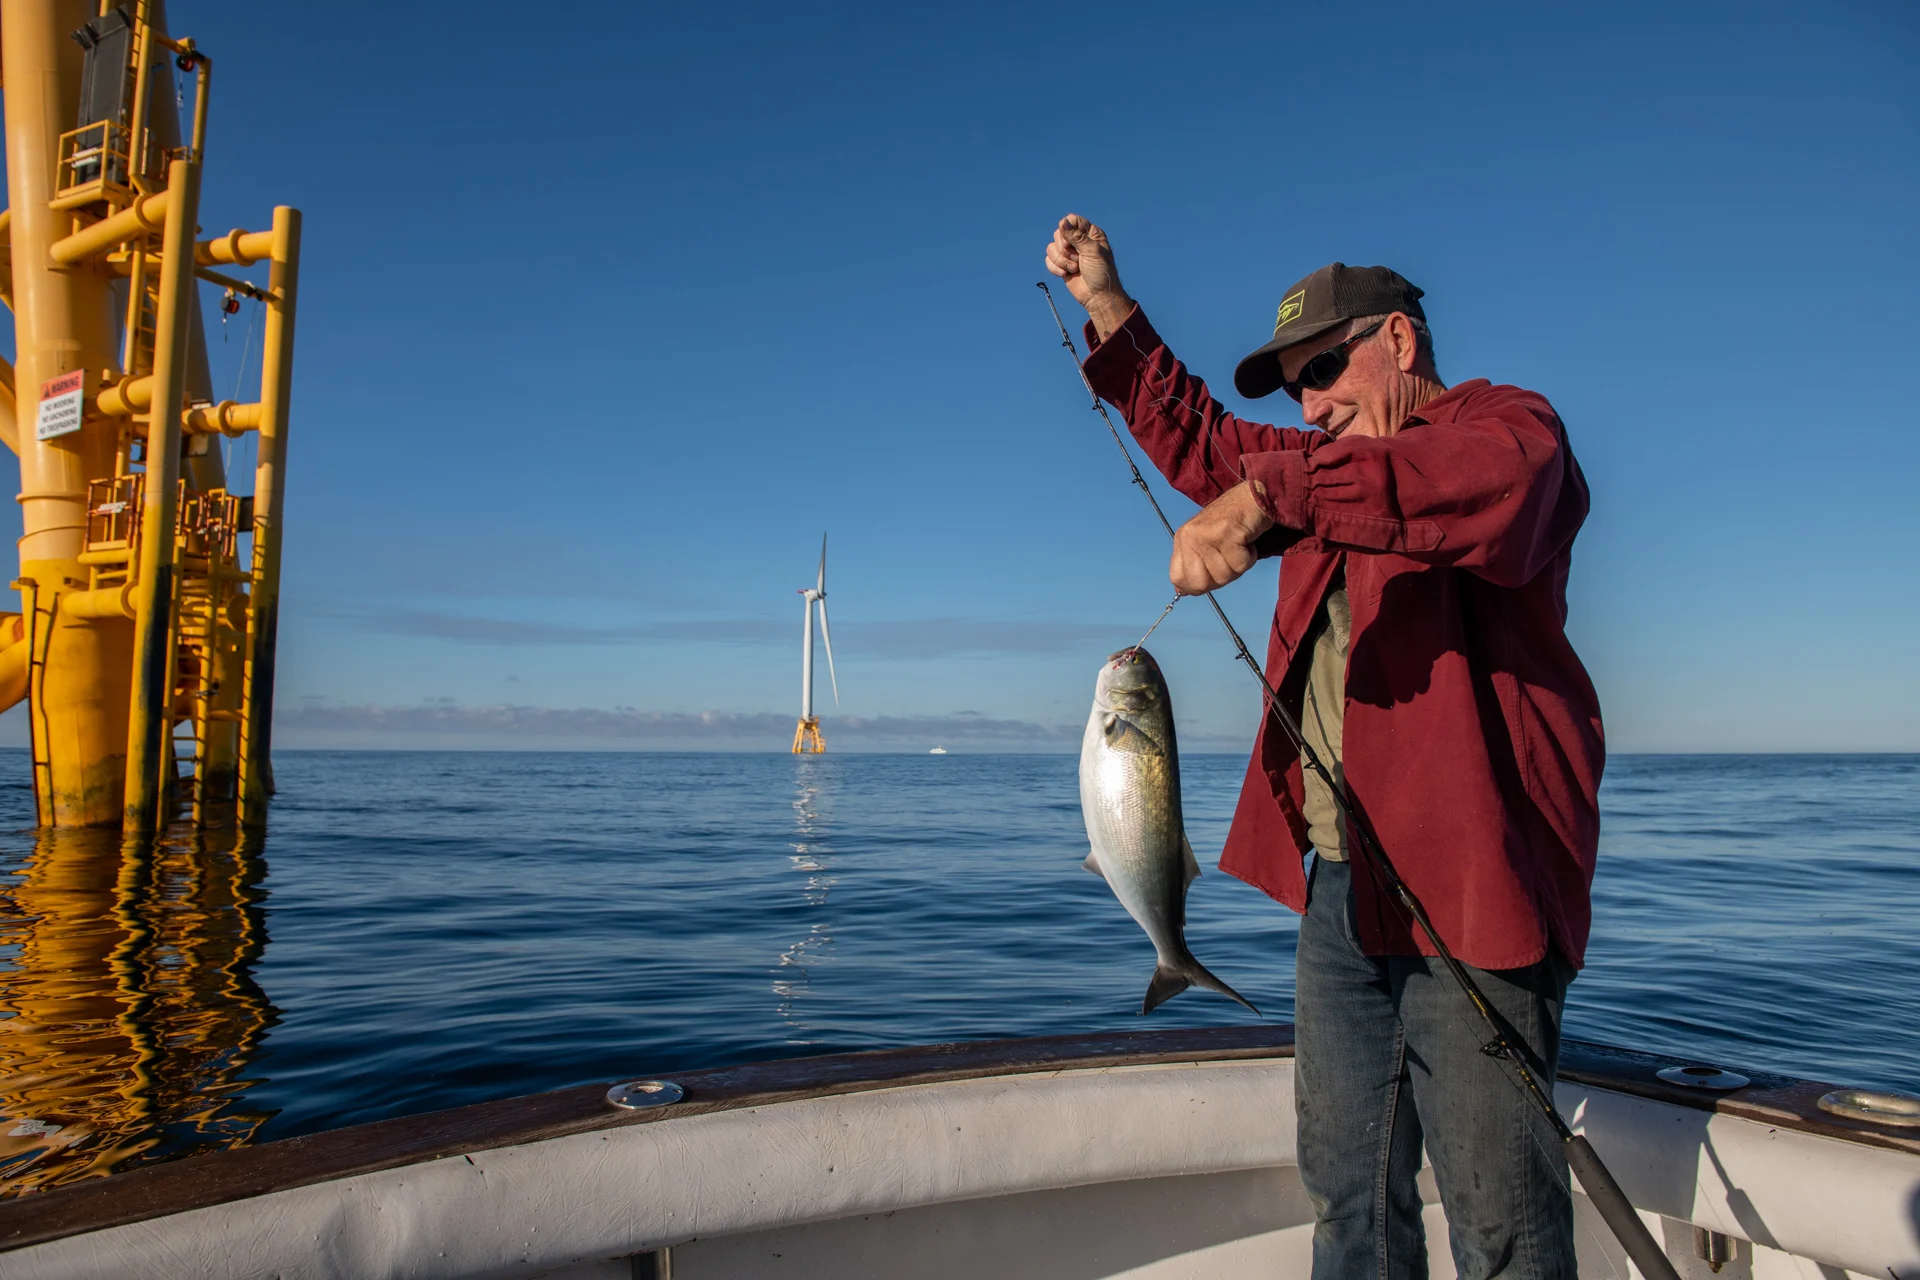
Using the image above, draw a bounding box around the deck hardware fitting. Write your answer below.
[606,1080,685,1110]
[1816,1087,1920,1128]
[629,1247,672,1280]
[1655,1065,1750,1091]
[1693,1226,1733,1273]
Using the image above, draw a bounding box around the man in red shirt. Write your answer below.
[1046,214,1603,1279]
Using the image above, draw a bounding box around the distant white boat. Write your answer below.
[929,747,947,755]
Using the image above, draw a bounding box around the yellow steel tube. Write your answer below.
[63,584,137,620]
[0,612,27,713]
[99,374,153,416]
[183,400,261,434]
[0,635,27,714]
[124,0,157,193]
[195,228,274,267]
[237,207,299,826]
[123,157,202,833]
[120,245,149,372]
[0,357,16,454]
[1,207,13,312]
[184,47,211,161]
[5,0,135,825]
[98,382,260,433]
[48,187,172,266]
[200,608,243,806]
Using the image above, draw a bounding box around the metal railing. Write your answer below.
[52,120,146,211]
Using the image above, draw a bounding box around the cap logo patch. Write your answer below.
[1275,289,1306,332]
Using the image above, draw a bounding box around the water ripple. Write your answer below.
[0,749,1913,1196]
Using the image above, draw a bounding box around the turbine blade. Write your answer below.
[819,599,840,705]
[817,532,827,595]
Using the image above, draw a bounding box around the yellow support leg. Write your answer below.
[792,717,824,754]
[4,0,137,827]
[237,207,301,828]
[122,157,204,833]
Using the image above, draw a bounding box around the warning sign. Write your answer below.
[35,371,86,442]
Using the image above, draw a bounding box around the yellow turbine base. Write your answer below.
[792,717,825,754]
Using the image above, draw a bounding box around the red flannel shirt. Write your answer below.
[1083,307,1604,971]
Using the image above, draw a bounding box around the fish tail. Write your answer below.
[1142,964,1191,1014]
[1142,954,1261,1017]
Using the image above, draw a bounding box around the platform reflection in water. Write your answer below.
[0,827,277,1194]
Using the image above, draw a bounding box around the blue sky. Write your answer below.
[3,0,1916,752]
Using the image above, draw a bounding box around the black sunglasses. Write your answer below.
[1280,320,1385,403]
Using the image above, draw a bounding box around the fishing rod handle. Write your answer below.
[1565,1135,1682,1280]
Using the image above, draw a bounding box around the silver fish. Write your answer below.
[1079,647,1259,1016]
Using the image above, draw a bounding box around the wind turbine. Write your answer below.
[791,534,839,754]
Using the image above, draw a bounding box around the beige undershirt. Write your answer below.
[1300,580,1351,861]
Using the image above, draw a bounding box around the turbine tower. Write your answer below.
[792,534,839,754]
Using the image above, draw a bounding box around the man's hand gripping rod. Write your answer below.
[1036,281,1679,1280]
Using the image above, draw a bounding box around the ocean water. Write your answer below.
[0,748,1915,1196]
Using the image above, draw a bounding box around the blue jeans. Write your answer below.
[1295,855,1577,1280]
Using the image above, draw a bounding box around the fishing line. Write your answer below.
[1115,324,1245,493]
[1036,279,1680,1280]
[1128,594,1179,657]
[222,296,263,478]
[231,296,261,403]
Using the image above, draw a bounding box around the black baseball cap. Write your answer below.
[1233,263,1427,399]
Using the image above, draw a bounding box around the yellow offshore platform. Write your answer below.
[0,0,299,831]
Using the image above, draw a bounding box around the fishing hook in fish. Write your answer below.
[1035,279,1682,1280]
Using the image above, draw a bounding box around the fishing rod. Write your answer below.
[1036,280,1680,1280]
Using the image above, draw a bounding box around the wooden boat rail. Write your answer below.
[1,1024,1913,1254]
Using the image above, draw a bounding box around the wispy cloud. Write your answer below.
[367,612,786,647]
[275,701,1082,750]
[852,618,1141,657]
[353,609,1141,659]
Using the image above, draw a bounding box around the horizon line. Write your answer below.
[0,745,1900,758]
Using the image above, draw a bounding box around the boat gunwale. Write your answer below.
[0,1024,1912,1254]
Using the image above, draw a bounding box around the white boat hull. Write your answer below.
[1,1036,1914,1279]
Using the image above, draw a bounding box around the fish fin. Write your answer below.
[1144,953,1262,1017]
[1185,957,1262,1016]
[1082,849,1106,881]
[1180,833,1200,886]
[1102,715,1163,757]
[1142,963,1191,1015]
